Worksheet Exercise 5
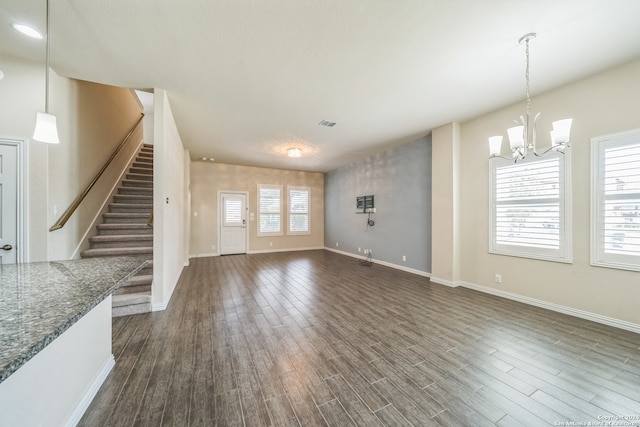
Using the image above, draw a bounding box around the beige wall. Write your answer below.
[0,56,142,261]
[448,58,640,326]
[47,79,143,260]
[431,123,460,285]
[190,162,324,256]
[0,56,49,261]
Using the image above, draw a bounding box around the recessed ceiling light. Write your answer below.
[287,147,302,158]
[11,23,44,39]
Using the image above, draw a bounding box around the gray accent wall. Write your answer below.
[324,136,432,273]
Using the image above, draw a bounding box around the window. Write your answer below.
[223,197,242,227]
[591,130,640,271]
[288,186,310,235]
[258,184,282,236]
[489,152,572,262]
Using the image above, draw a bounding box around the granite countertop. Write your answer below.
[0,256,148,384]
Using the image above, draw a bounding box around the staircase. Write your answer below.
[81,144,154,316]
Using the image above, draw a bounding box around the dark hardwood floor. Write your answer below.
[79,250,640,426]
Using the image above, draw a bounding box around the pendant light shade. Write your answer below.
[33,112,60,144]
[33,0,60,144]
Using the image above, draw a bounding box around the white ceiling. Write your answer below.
[2,0,640,172]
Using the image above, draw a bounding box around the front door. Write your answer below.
[0,143,18,264]
[220,192,247,255]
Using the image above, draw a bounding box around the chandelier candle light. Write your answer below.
[489,33,572,161]
[33,0,60,144]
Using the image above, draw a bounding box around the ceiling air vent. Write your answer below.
[318,120,337,127]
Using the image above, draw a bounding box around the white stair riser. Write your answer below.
[113,195,153,204]
[90,241,153,249]
[126,173,153,181]
[129,167,153,175]
[97,227,152,236]
[122,180,153,188]
[109,204,153,213]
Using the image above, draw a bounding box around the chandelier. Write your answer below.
[489,33,572,161]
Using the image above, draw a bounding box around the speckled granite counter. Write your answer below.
[0,256,148,384]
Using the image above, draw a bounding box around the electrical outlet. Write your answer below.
[211,245,215,250]
[402,255,406,262]
[358,247,361,252]
[269,242,273,247]
[495,274,502,283]
[336,242,339,247]
[364,249,368,255]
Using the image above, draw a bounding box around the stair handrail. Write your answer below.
[50,113,145,232]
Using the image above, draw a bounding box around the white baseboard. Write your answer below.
[65,355,115,427]
[458,280,640,335]
[189,252,218,259]
[152,302,167,312]
[324,247,431,278]
[247,246,324,255]
[429,276,459,287]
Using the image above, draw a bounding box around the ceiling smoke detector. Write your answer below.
[318,120,336,127]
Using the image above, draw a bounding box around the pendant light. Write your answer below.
[33,0,60,144]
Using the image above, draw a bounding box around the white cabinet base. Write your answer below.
[0,297,114,427]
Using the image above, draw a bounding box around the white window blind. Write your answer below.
[223,198,242,227]
[288,187,310,235]
[258,184,282,236]
[591,130,640,271]
[490,153,571,262]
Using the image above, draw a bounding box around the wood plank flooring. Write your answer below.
[79,250,640,426]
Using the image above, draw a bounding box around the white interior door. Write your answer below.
[0,143,18,264]
[220,192,247,255]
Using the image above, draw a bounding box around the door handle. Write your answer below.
[2,244,12,251]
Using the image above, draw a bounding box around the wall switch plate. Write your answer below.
[358,247,361,252]
[495,274,502,283]
[402,255,406,262]
[336,242,339,247]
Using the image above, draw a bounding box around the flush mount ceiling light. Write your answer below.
[267,138,318,158]
[11,23,44,39]
[32,0,60,144]
[489,33,572,162]
[287,147,302,158]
